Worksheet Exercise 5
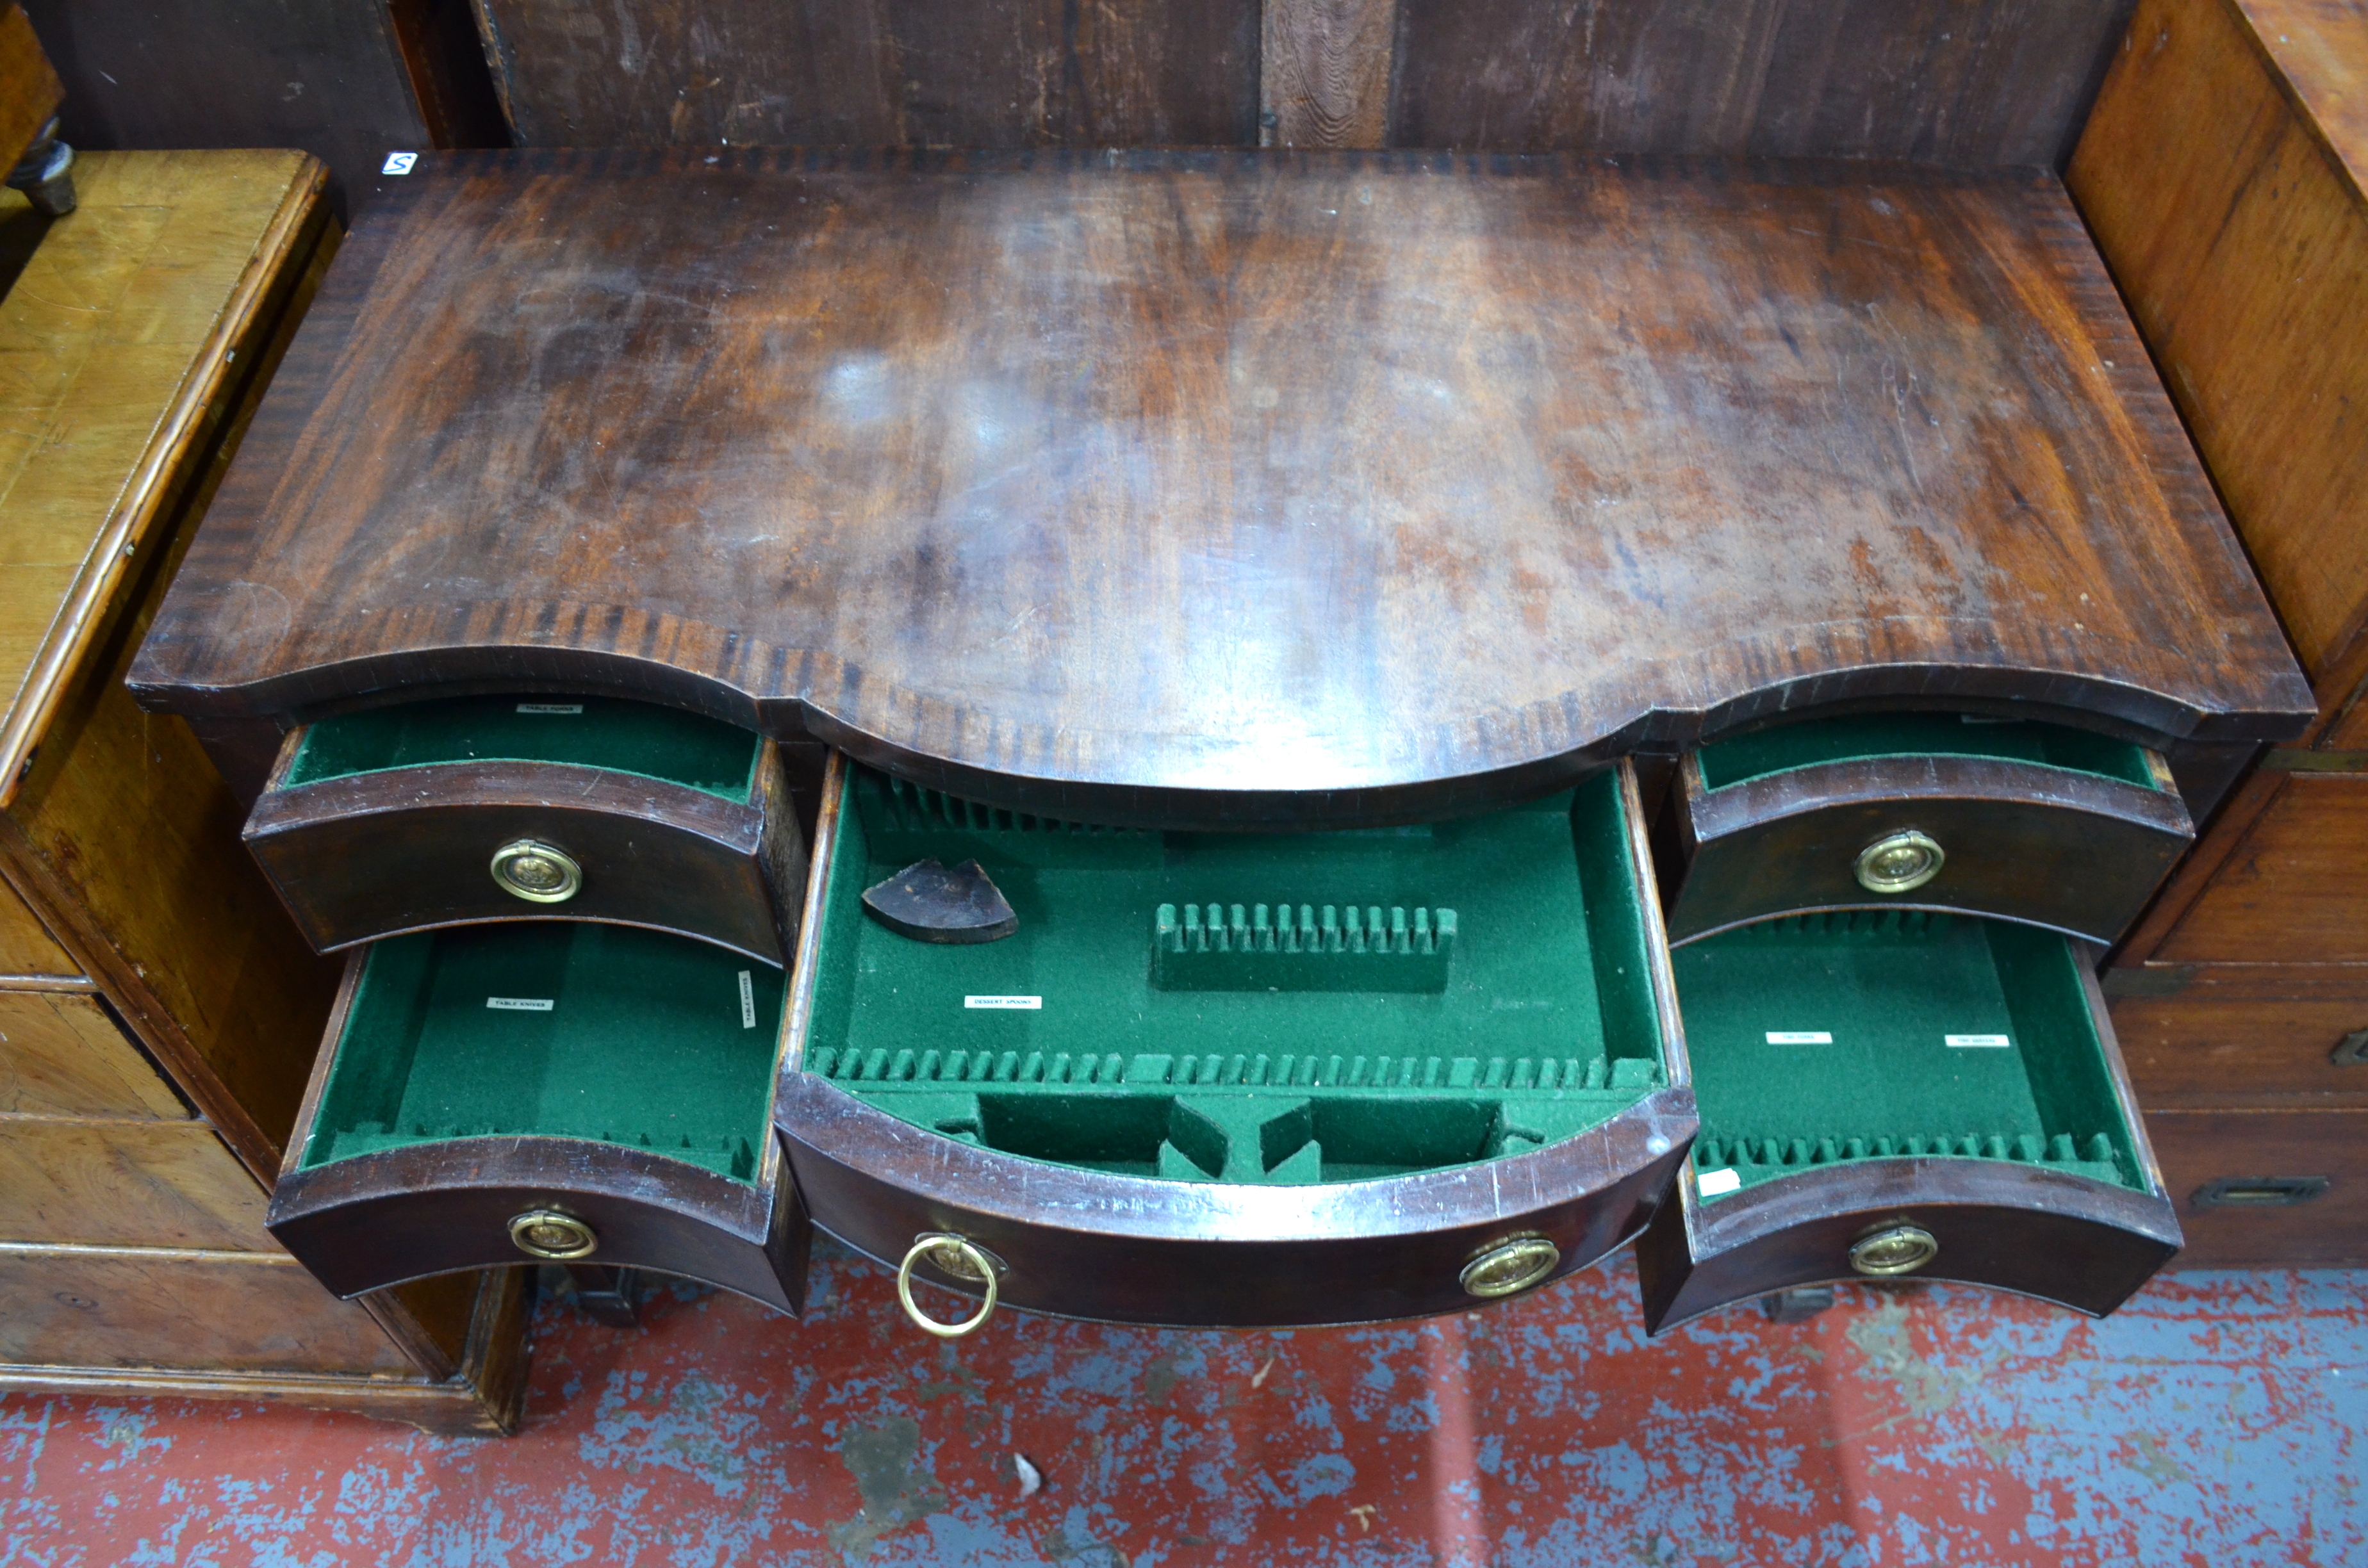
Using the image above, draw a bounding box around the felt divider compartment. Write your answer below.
[266,922,809,1311]
[1664,711,2193,944]
[1634,908,2180,1331]
[778,753,1697,1327]
[244,693,806,963]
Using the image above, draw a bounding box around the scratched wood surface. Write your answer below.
[472,0,1261,149]
[129,151,2312,827]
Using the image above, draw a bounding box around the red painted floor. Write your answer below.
[3,1243,2364,1565]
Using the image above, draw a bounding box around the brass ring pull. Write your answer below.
[509,1209,597,1260]
[490,838,582,904]
[1854,830,1945,895]
[1849,1223,1939,1277]
[896,1233,999,1338]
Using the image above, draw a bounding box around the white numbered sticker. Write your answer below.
[515,703,583,714]
[737,970,756,1029]
[382,151,418,176]
[486,997,554,1012]
[1697,1168,1743,1196]
[1764,1031,1832,1045]
[1946,1033,2012,1049]
[965,995,1042,1010]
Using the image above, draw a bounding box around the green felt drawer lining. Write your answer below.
[283,693,762,800]
[800,766,1669,1186]
[1675,910,2141,1199]
[1694,712,2159,792]
[301,922,787,1181]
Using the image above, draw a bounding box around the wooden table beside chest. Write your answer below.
[126,149,2311,1335]
[0,149,526,1432]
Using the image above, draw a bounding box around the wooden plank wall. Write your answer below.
[472,0,2134,165]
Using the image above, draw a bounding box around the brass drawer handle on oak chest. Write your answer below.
[896,1234,1001,1338]
[1853,831,1944,895]
[1848,1223,1937,1277]
[509,1209,598,1260]
[491,839,582,904]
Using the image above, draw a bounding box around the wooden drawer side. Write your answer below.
[0,1118,274,1249]
[0,990,188,1119]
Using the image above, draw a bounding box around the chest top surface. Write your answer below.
[127,149,2310,826]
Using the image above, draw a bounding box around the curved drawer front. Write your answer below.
[1634,909,2179,1332]
[1666,714,2192,944]
[268,925,808,1312]
[776,752,1695,1327]
[244,695,804,963]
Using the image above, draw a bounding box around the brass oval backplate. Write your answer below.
[509,1209,597,1260]
[1459,1236,1561,1299]
[1854,830,1945,895]
[490,838,582,904]
[1848,1223,1938,1277]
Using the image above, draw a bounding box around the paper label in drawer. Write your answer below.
[515,703,583,714]
[965,995,1042,1010]
[1697,1168,1743,1196]
[1946,1033,2012,1049]
[738,970,756,1029]
[486,997,555,1011]
[1764,1031,1832,1044]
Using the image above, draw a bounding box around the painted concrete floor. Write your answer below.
[2,1243,2363,1566]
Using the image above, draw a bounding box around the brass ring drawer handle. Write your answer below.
[1459,1235,1561,1298]
[896,1232,1001,1338]
[491,838,582,903]
[1854,830,1945,894]
[509,1209,598,1260]
[1849,1223,1938,1277]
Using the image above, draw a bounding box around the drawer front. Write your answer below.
[0,1246,421,1375]
[244,696,805,964]
[0,992,187,1119]
[2144,1108,2368,1269]
[2107,965,2368,1107]
[778,753,1696,1328]
[1636,910,2180,1330]
[0,1119,275,1250]
[1668,744,2192,945]
[2156,773,2368,964]
[268,927,809,1311]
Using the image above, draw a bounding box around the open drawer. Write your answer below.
[777,753,1693,1329]
[1634,910,2179,1332]
[244,694,805,963]
[1662,713,2193,945]
[267,922,809,1312]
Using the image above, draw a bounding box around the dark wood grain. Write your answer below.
[243,738,806,963]
[2145,1107,2368,1267]
[1392,0,2135,167]
[2154,773,2368,963]
[127,151,2312,829]
[2109,963,2368,1106]
[472,0,1259,149]
[1665,752,2194,944]
[1633,1156,2183,1330]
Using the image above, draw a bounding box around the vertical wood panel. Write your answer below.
[474,0,1259,149]
[2068,0,2368,681]
[1262,0,1396,149]
[1390,0,2133,165]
